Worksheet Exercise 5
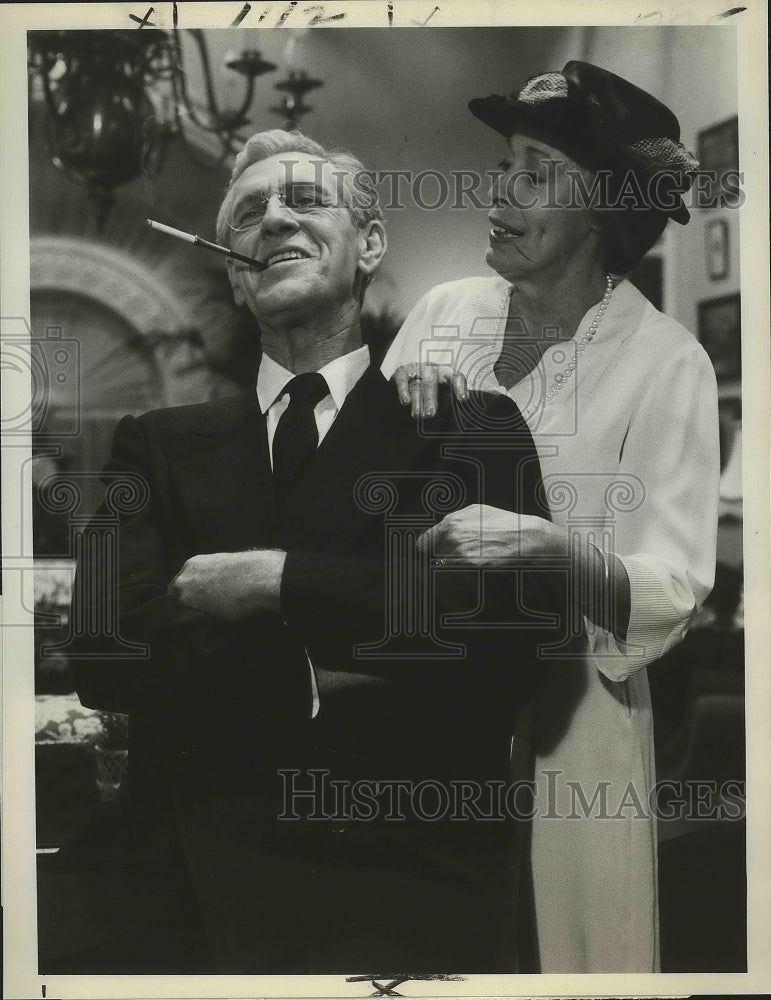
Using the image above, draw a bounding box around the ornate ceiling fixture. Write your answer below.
[28,29,324,228]
[271,70,324,131]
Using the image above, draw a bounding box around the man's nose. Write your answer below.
[260,194,300,236]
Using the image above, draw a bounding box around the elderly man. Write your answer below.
[70,130,563,974]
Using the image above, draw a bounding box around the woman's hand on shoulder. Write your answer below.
[416,504,568,566]
[393,362,468,419]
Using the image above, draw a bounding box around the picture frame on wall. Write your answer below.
[698,292,742,381]
[706,218,730,280]
[697,115,740,208]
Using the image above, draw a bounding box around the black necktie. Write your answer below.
[272,372,329,504]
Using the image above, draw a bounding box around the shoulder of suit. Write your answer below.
[434,384,530,434]
[132,389,257,431]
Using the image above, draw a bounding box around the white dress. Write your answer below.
[381,277,720,972]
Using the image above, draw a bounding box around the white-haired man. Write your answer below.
[70,130,563,973]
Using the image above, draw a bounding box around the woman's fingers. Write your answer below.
[409,369,424,419]
[393,363,429,415]
[416,519,445,555]
[403,364,438,419]
[420,364,439,418]
[394,366,412,406]
[418,505,554,565]
[451,370,469,402]
[392,363,467,418]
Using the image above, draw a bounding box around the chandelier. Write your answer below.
[28,29,323,227]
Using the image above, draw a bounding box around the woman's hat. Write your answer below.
[469,60,698,224]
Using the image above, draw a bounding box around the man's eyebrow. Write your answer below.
[239,181,326,196]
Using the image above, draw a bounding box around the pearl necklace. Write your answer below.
[497,274,615,421]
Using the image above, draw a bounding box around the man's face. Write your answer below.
[486,133,602,284]
[225,152,368,325]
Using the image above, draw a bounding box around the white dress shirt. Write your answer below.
[256,345,371,717]
[257,346,371,465]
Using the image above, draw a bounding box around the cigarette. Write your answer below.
[146,219,266,270]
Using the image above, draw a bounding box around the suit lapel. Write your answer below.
[277,366,437,552]
[164,391,280,552]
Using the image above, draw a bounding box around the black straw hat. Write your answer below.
[469,60,698,225]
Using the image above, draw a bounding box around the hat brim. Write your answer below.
[469,94,590,156]
[468,94,557,138]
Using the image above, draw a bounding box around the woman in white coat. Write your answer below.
[382,61,720,973]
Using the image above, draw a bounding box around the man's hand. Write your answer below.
[168,549,287,620]
[416,505,568,566]
[393,362,468,419]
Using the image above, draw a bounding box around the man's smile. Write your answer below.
[264,248,314,268]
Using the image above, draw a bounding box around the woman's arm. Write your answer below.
[384,285,631,640]
[587,336,720,681]
[417,505,631,642]
[384,281,715,667]
[413,335,719,675]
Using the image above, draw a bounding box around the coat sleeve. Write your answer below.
[280,391,567,704]
[587,336,720,681]
[69,414,224,713]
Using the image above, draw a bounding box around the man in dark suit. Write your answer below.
[69,130,564,974]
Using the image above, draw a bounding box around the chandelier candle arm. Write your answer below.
[146,219,266,270]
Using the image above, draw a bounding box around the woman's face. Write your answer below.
[485,132,603,284]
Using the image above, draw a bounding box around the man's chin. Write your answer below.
[253,280,310,310]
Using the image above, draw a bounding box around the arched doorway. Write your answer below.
[30,236,226,523]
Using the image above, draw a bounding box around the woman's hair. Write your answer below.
[543,136,672,275]
[215,129,383,244]
[596,197,670,275]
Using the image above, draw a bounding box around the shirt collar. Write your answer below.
[256,345,371,414]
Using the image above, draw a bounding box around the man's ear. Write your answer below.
[357,220,387,278]
[226,258,246,307]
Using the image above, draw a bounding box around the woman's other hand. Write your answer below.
[417,504,630,638]
[416,504,568,566]
[393,363,468,419]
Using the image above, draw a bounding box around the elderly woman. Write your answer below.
[382,61,720,972]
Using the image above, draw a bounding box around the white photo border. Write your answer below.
[2,2,769,998]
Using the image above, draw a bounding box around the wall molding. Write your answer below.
[30,236,193,337]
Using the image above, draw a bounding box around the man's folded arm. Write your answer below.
[69,414,217,712]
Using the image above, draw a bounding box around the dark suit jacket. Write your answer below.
[71,365,565,973]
